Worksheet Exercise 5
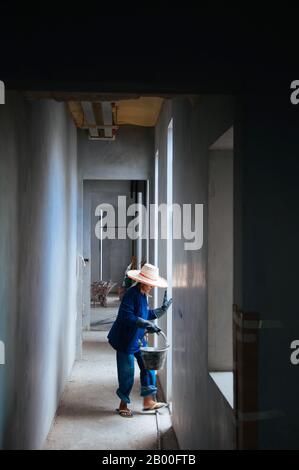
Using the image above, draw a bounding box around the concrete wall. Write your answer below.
[234,94,299,449]
[156,95,235,449]
[0,93,77,449]
[0,93,19,449]
[208,150,233,371]
[79,125,154,181]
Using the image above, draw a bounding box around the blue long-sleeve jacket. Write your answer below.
[107,285,157,353]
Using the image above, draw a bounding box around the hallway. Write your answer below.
[1,84,299,451]
[44,331,176,450]
[0,91,236,450]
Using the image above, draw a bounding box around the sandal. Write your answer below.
[116,408,134,418]
[143,402,168,411]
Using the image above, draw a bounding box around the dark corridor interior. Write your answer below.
[0,13,299,452]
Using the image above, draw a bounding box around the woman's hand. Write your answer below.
[152,290,173,319]
[162,290,173,311]
[136,317,161,333]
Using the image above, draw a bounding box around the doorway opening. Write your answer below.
[82,179,149,333]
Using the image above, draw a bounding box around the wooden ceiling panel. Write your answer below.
[68,96,164,132]
[115,97,163,127]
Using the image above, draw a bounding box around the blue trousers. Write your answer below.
[116,350,157,404]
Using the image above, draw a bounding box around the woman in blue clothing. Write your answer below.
[108,263,172,417]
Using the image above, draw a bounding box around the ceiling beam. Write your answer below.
[101,102,113,138]
[81,101,98,138]
[23,91,175,102]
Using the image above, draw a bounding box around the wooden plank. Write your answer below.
[233,305,259,449]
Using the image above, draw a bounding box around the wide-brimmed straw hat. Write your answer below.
[127,263,168,288]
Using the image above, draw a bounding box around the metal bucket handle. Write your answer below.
[142,329,170,348]
[157,329,169,348]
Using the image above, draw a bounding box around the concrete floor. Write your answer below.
[90,309,118,331]
[44,330,177,450]
[90,294,119,331]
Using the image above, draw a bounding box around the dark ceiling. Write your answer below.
[0,13,298,95]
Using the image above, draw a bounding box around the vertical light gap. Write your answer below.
[166,118,173,401]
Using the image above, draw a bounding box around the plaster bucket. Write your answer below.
[140,330,169,371]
